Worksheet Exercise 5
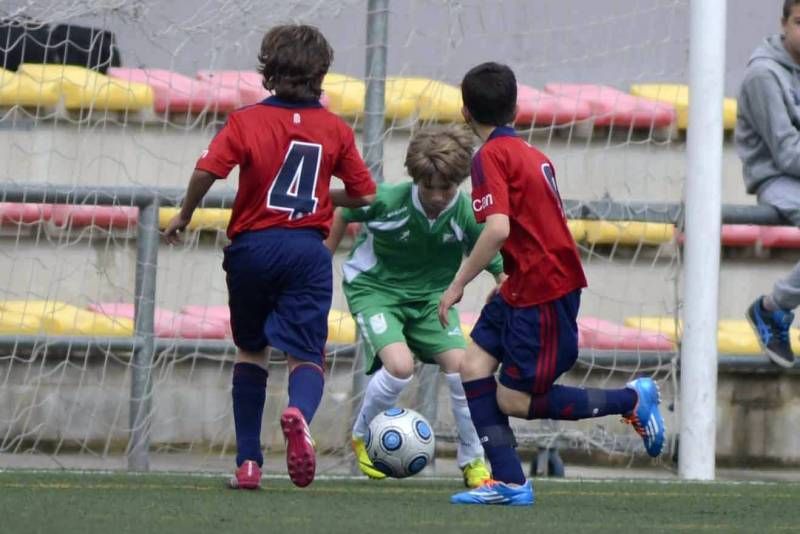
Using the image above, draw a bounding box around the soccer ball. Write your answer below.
[365,407,435,478]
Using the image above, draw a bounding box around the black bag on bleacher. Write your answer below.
[0,17,53,70]
[47,23,121,73]
[0,18,121,73]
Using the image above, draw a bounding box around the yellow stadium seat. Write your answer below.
[0,301,132,336]
[716,328,761,355]
[0,308,44,334]
[159,208,231,231]
[623,316,682,341]
[0,68,61,107]
[584,221,675,245]
[322,73,365,117]
[19,64,154,111]
[629,84,737,131]
[567,220,586,242]
[386,77,463,122]
[328,309,357,344]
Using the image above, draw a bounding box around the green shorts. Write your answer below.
[352,300,466,375]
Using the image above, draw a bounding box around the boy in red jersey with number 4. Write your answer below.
[439,62,665,506]
[164,25,376,490]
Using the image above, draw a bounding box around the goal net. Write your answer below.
[0,0,688,475]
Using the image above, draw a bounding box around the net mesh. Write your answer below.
[0,0,688,474]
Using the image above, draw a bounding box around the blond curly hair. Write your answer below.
[404,125,475,186]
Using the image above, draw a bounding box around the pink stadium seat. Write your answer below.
[196,70,331,108]
[544,84,676,128]
[760,226,800,248]
[108,68,239,114]
[516,84,592,126]
[50,206,138,229]
[89,302,228,339]
[578,316,673,351]
[195,70,268,106]
[720,225,760,247]
[0,203,52,224]
[181,305,229,322]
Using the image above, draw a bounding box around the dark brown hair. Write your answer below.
[405,125,475,186]
[785,0,800,19]
[461,62,517,126]
[258,24,333,101]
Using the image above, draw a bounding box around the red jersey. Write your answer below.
[471,127,587,307]
[195,97,376,239]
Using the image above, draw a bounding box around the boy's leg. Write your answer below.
[224,235,277,489]
[352,343,414,439]
[751,177,799,367]
[494,290,663,457]
[404,303,488,486]
[229,350,268,490]
[264,232,333,487]
[459,343,526,486]
[349,307,413,479]
[436,349,488,487]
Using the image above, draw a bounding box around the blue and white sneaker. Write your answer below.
[624,377,665,457]
[746,296,795,368]
[450,479,534,506]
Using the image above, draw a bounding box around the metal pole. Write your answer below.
[679,0,726,481]
[363,0,389,183]
[128,198,159,471]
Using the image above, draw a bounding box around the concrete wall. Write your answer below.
[2,355,799,465]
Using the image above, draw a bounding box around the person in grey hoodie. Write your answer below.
[736,0,800,368]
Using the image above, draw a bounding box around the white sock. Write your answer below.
[352,368,412,439]
[445,372,484,467]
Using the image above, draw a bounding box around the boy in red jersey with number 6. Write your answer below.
[439,62,665,506]
[164,25,376,490]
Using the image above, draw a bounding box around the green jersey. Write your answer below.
[341,182,504,310]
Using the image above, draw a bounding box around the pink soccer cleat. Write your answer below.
[280,407,316,487]
[228,459,262,490]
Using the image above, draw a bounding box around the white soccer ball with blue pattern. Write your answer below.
[365,407,435,478]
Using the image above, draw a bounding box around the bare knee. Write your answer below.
[496,384,531,418]
[378,343,415,379]
[459,345,497,381]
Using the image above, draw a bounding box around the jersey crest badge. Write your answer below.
[369,313,388,335]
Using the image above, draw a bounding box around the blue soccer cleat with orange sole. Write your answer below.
[623,377,666,457]
[450,479,534,506]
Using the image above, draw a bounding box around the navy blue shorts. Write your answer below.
[470,290,581,394]
[222,228,332,365]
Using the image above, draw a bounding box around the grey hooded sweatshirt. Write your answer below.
[736,34,800,194]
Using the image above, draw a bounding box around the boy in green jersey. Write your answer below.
[325,125,505,487]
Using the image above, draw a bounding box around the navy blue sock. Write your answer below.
[527,386,637,420]
[232,362,268,467]
[288,364,325,423]
[463,377,526,485]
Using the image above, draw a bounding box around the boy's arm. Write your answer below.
[324,208,349,252]
[743,70,800,175]
[438,213,510,326]
[330,188,376,208]
[164,169,219,244]
[333,126,378,208]
[463,207,505,277]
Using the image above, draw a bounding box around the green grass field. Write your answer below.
[2,471,799,534]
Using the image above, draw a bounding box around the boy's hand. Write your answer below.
[164,213,191,244]
[438,281,464,327]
